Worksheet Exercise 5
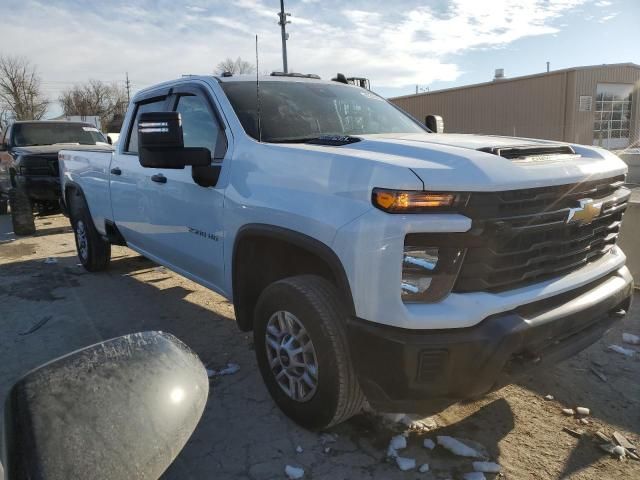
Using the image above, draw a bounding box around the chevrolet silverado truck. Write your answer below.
[0,120,111,235]
[59,74,633,430]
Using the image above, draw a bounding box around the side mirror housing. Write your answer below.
[3,331,208,480]
[138,112,211,169]
[425,114,444,134]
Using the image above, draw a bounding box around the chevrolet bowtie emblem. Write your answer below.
[566,198,602,225]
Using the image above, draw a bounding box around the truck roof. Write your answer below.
[11,120,97,126]
[134,74,354,99]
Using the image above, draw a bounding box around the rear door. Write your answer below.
[109,90,172,249]
[140,82,229,290]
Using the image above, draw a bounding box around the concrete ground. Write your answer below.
[1,213,639,480]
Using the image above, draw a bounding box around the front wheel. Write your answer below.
[254,275,364,430]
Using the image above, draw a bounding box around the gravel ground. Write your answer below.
[1,213,639,480]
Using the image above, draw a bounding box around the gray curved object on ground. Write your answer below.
[3,331,209,480]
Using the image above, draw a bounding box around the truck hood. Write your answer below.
[11,143,113,156]
[285,132,627,191]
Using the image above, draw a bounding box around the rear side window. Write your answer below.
[126,98,167,153]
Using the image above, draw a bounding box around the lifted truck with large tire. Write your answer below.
[0,121,111,235]
[59,74,633,430]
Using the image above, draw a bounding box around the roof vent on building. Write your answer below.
[494,68,505,81]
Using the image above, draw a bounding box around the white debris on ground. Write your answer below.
[622,333,640,345]
[395,456,416,471]
[562,408,575,416]
[284,465,305,479]
[472,461,502,473]
[380,413,437,431]
[544,394,554,400]
[319,433,338,445]
[387,434,408,458]
[576,407,590,416]
[463,472,486,480]
[206,362,240,377]
[390,435,407,450]
[43,257,58,264]
[423,438,436,450]
[613,446,626,459]
[436,436,483,458]
[295,445,303,454]
[608,345,635,357]
[418,463,430,473]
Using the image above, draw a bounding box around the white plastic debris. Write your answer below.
[43,257,58,264]
[418,463,430,473]
[562,408,575,416]
[423,438,436,450]
[387,445,398,459]
[463,473,486,480]
[207,363,240,377]
[390,435,407,450]
[323,447,331,454]
[295,445,304,454]
[613,445,626,459]
[576,407,590,416]
[472,461,502,473]
[544,394,554,400]
[608,345,634,357]
[395,456,416,471]
[622,333,640,345]
[285,465,305,479]
[436,436,482,458]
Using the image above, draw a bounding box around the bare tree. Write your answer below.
[0,55,48,121]
[59,80,127,131]
[215,57,255,75]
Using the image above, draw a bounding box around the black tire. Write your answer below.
[0,197,7,215]
[254,275,364,430]
[69,193,111,271]
[8,187,35,236]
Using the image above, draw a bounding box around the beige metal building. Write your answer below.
[390,63,640,150]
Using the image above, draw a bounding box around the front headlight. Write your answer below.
[401,239,466,303]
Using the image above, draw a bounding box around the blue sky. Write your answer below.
[1,0,638,116]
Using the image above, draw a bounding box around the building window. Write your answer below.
[593,83,633,149]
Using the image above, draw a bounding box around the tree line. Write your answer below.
[0,54,256,131]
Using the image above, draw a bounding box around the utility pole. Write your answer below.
[125,72,131,103]
[546,61,550,73]
[278,0,291,73]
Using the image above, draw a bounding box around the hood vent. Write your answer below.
[478,144,577,162]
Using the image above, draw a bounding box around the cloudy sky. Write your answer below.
[1,0,638,117]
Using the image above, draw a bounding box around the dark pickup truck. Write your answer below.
[0,121,112,235]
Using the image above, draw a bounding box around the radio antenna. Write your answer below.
[255,34,263,142]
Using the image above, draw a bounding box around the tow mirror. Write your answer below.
[425,114,444,134]
[3,331,209,480]
[137,111,211,169]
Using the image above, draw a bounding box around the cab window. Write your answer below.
[126,98,167,154]
[175,94,226,159]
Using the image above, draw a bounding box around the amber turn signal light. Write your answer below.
[372,188,460,213]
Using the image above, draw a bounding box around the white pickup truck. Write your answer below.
[59,73,633,430]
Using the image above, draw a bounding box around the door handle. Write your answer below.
[151,174,167,184]
[110,167,122,175]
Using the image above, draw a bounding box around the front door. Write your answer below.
[135,83,229,291]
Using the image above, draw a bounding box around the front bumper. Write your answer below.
[347,266,633,412]
[15,175,60,202]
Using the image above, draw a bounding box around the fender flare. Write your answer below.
[232,224,355,316]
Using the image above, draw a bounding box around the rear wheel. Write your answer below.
[254,275,364,430]
[70,194,111,271]
[8,187,35,236]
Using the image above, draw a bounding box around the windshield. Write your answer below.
[12,123,107,147]
[221,81,426,142]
